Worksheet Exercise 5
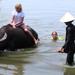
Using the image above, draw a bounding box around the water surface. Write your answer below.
[0,0,75,75]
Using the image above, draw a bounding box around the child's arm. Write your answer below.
[11,16,16,28]
[11,16,15,23]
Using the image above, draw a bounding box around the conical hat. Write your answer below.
[60,12,75,22]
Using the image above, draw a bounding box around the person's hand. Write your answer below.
[25,28,28,31]
[57,48,64,53]
[11,22,16,28]
[13,25,16,28]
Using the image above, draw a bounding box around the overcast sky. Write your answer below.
[0,0,75,19]
[1,0,75,11]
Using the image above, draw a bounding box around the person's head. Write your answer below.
[51,31,58,41]
[15,3,22,13]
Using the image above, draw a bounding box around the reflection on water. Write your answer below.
[0,49,35,75]
[0,46,66,75]
[64,67,75,75]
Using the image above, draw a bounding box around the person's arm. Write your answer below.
[11,16,15,23]
[58,27,74,53]
[62,28,67,49]
[62,28,74,49]
[11,16,16,28]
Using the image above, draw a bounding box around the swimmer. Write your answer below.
[51,31,58,41]
[51,31,64,41]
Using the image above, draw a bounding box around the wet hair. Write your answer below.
[51,31,58,36]
[51,31,58,41]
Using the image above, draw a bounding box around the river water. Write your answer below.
[0,0,75,75]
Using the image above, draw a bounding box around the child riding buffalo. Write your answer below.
[10,3,38,44]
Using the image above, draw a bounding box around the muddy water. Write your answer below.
[0,0,75,75]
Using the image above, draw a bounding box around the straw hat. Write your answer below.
[60,12,75,22]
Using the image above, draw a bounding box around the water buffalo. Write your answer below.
[0,24,39,51]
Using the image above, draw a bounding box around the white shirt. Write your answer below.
[12,11,24,24]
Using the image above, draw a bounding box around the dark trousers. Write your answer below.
[66,51,74,65]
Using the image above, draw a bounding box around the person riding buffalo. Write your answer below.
[10,3,38,44]
[59,12,75,65]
